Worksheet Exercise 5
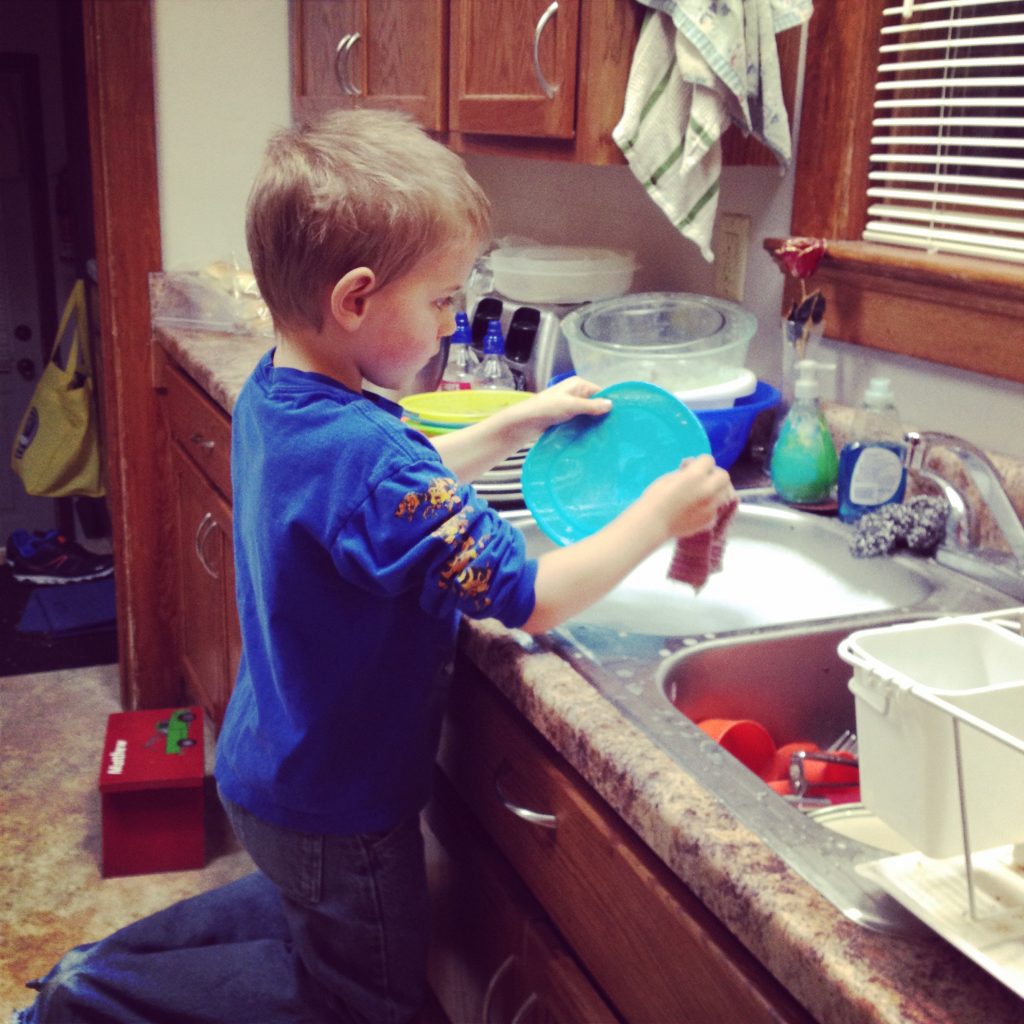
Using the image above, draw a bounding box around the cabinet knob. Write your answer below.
[532,1,559,99]
[511,992,539,1024]
[194,511,220,580]
[481,954,515,1024]
[494,763,558,829]
[334,31,361,96]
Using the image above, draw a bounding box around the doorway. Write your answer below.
[0,0,105,548]
[1,0,117,676]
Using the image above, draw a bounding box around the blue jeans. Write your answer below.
[221,794,429,1024]
[14,872,315,1023]
[15,800,429,1024]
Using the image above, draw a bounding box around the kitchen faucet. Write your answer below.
[904,430,1024,600]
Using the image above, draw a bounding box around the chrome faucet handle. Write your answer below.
[903,430,1024,568]
[903,432,975,549]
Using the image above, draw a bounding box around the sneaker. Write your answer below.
[5,530,115,585]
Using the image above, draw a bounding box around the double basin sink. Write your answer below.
[508,496,1017,934]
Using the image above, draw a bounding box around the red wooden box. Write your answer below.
[98,706,205,877]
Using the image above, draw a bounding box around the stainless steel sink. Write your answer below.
[507,496,1020,934]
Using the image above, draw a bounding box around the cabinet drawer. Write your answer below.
[165,365,232,500]
[439,662,812,1024]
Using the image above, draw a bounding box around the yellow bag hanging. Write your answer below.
[10,279,105,498]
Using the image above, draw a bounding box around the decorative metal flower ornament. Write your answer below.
[774,237,827,361]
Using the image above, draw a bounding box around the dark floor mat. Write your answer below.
[0,566,118,677]
[16,576,116,636]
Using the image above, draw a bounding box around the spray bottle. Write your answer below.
[472,319,517,391]
[770,359,838,505]
[439,311,480,391]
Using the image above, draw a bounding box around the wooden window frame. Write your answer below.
[764,0,1024,384]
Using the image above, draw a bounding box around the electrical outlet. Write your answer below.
[713,213,750,302]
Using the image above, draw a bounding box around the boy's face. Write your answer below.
[354,237,480,392]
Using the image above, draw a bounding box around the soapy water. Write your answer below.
[567,532,929,637]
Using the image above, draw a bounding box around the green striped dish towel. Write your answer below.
[614,0,812,262]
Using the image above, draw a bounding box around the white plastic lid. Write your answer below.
[488,245,634,274]
[487,246,636,304]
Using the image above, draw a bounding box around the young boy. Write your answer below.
[213,108,734,1023]
[12,110,730,1024]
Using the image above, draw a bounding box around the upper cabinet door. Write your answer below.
[291,0,445,130]
[448,0,580,138]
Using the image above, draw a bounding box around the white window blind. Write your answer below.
[863,0,1024,262]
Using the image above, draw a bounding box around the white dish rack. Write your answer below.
[838,607,1024,998]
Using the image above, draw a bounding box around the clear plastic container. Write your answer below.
[562,292,756,391]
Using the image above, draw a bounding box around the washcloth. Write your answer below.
[614,0,812,260]
[668,495,739,590]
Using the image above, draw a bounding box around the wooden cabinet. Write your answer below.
[290,0,643,165]
[291,0,446,129]
[426,769,618,1024]
[165,365,240,728]
[434,656,814,1024]
[447,0,580,140]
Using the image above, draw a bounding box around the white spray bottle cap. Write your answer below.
[793,359,835,400]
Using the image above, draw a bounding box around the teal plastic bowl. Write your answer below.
[695,381,781,469]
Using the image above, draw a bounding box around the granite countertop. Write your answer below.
[155,323,1024,1024]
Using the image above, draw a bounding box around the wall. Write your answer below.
[152,0,1023,459]
[153,0,290,270]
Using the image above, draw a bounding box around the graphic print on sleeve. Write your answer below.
[394,477,494,612]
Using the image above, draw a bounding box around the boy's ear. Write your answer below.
[328,267,376,329]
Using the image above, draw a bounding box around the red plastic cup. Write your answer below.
[697,719,776,778]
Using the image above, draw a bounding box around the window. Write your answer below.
[864,0,1024,262]
[766,0,1024,384]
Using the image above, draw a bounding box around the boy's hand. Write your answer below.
[507,375,612,439]
[642,454,735,542]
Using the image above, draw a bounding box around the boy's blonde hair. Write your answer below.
[247,109,492,333]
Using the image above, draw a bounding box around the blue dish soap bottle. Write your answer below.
[837,377,907,523]
[770,359,838,505]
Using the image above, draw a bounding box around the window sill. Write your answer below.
[762,239,1024,384]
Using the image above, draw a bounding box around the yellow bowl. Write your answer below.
[400,390,529,425]
[403,419,460,437]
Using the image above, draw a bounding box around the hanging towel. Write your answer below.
[614,0,813,261]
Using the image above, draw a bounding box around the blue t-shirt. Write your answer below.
[215,350,537,834]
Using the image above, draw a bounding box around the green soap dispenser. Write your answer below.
[770,359,838,505]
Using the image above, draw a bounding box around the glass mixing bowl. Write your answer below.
[562,292,757,391]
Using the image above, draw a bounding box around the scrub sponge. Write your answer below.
[849,495,950,558]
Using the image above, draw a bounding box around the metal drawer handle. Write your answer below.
[481,954,515,1024]
[189,432,215,451]
[532,1,559,99]
[194,511,220,580]
[334,31,361,96]
[494,764,558,829]
[511,992,539,1024]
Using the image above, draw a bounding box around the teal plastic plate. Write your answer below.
[521,381,711,545]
